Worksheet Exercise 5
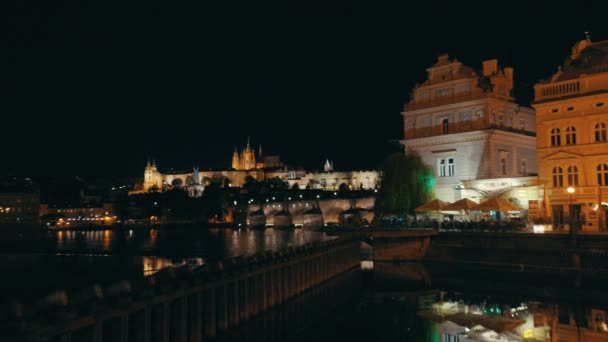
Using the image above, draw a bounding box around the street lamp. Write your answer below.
[567,186,575,237]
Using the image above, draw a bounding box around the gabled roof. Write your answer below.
[543,151,583,160]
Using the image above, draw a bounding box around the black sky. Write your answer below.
[2,1,607,178]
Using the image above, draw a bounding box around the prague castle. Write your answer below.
[140,139,380,194]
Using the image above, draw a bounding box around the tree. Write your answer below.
[243,175,259,194]
[376,150,433,216]
[291,183,300,191]
[171,178,183,188]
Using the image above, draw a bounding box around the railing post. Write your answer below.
[216,285,228,332]
[203,287,216,338]
[143,305,151,342]
[188,293,202,342]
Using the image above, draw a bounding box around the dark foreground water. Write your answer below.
[0,226,333,304]
[226,262,608,342]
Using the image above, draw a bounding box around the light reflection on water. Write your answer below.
[47,226,334,277]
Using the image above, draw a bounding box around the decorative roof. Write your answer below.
[551,40,608,82]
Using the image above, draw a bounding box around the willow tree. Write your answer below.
[376,150,434,217]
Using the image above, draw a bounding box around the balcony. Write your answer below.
[405,91,511,111]
[405,120,536,139]
[535,80,581,102]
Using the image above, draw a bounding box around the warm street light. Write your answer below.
[567,186,576,240]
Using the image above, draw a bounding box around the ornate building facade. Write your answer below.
[533,37,608,231]
[402,54,540,208]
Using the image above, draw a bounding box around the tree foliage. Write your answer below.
[376,151,434,216]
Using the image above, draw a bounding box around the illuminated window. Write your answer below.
[442,118,449,134]
[448,158,454,176]
[598,164,608,186]
[595,122,607,142]
[565,126,576,145]
[438,159,446,177]
[550,128,561,146]
[521,159,527,175]
[567,166,579,186]
[553,167,563,187]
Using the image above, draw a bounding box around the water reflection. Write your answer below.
[361,262,608,342]
[47,226,333,259]
[142,256,204,276]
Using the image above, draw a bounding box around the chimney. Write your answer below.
[482,59,498,76]
[503,67,514,95]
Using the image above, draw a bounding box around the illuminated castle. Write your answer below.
[232,138,264,170]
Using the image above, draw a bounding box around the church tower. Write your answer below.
[232,146,241,170]
[144,159,162,191]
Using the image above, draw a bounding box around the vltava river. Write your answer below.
[0,226,333,304]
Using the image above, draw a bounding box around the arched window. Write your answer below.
[551,128,561,146]
[553,166,563,188]
[565,126,576,145]
[598,163,608,186]
[567,165,579,186]
[595,122,607,142]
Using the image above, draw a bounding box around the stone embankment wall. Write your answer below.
[1,239,360,342]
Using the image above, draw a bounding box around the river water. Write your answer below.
[0,226,333,304]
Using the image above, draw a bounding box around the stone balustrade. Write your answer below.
[1,238,360,342]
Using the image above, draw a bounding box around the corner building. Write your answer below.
[533,38,608,231]
[402,55,538,206]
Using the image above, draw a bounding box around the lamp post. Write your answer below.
[567,186,576,240]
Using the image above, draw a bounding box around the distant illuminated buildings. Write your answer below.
[533,37,608,231]
[0,178,40,224]
[402,54,540,209]
[140,139,380,193]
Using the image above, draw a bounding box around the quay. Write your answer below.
[2,238,360,342]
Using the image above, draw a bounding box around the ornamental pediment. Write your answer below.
[544,151,583,160]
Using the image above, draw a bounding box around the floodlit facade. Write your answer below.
[402,54,539,207]
[533,38,608,231]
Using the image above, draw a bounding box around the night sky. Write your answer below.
[2,2,607,179]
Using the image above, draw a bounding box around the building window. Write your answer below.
[501,158,507,175]
[442,118,449,134]
[598,164,608,186]
[595,122,607,142]
[565,126,576,145]
[553,167,563,188]
[519,118,525,130]
[567,165,579,186]
[551,128,561,146]
[448,158,454,176]
[438,158,454,177]
[498,115,504,127]
[521,159,528,175]
[439,159,446,177]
